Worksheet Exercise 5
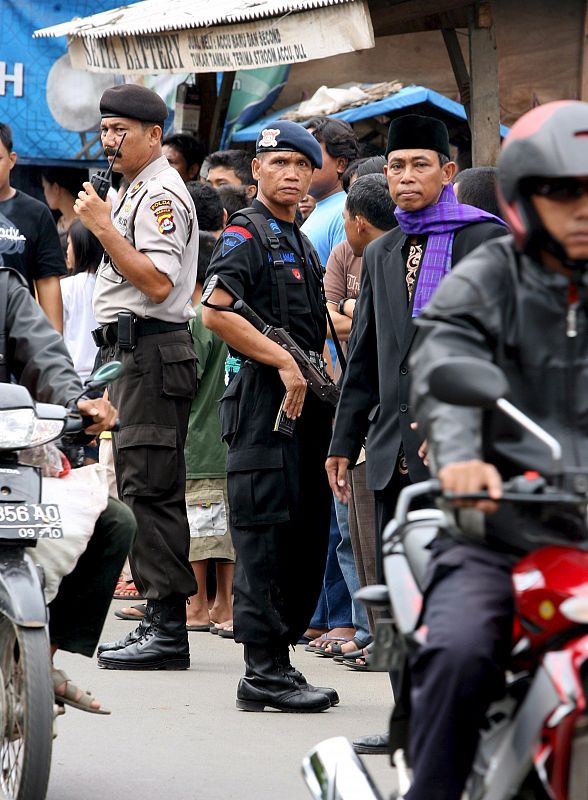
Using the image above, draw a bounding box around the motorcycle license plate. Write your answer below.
[0,504,63,540]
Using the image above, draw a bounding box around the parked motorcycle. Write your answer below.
[302,357,588,800]
[0,361,121,800]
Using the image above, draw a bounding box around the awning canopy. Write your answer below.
[230,84,510,143]
[33,0,375,75]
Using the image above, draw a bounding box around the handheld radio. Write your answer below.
[90,132,127,200]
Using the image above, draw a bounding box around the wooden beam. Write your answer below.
[198,73,218,150]
[468,2,500,166]
[580,0,588,99]
[441,27,471,121]
[208,71,236,152]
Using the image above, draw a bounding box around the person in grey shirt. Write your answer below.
[74,83,198,671]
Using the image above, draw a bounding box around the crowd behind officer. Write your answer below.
[74,83,199,671]
[202,121,339,713]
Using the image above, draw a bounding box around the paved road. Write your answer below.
[47,607,398,800]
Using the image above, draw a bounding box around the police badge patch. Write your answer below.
[259,128,280,148]
[221,225,252,257]
[151,199,176,234]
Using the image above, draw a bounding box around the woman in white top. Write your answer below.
[61,220,102,383]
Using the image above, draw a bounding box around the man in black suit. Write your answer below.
[326,115,506,754]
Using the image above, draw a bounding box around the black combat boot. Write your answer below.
[97,603,154,655]
[98,596,190,670]
[277,646,340,706]
[236,643,331,713]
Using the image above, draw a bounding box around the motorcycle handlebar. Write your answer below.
[394,476,582,526]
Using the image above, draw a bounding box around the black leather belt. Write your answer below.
[92,319,188,347]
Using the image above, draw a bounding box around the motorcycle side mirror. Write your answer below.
[301,737,384,800]
[83,361,123,393]
[428,357,563,476]
[428,357,509,407]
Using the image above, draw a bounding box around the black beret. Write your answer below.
[386,114,450,158]
[100,84,168,126]
[256,120,322,169]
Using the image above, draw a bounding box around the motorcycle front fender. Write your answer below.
[536,636,588,800]
[0,549,48,627]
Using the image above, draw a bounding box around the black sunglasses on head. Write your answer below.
[527,177,588,202]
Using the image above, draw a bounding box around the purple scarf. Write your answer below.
[395,184,505,317]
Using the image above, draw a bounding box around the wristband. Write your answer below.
[337,298,347,316]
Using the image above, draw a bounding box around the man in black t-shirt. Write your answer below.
[0,123,67,331]
[202,121,337,714]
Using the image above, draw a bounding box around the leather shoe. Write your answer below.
[98,598,189,671]
[236,644,330,713]
[352,732,390,755]
[277,648,339,706]
[97,604,153,654]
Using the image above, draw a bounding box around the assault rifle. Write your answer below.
[202,274,340,436]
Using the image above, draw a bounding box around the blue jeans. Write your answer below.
[309,497,353,630]
[334,496,371,647]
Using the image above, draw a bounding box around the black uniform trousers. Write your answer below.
[49,498,136,656]
[103,329,198,601]
[222,363,332,646]
[405,542,515,800]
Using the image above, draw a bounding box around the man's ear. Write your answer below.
[246,183,257,199]
[336,156,348,179]
[9,151,17,171]
[222,208,228,227]
[441,160,458,185]
[355,214,368,234]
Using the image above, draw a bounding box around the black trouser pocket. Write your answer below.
[159,343,197,399]
[116,423,177,496]
[227,448,289,527]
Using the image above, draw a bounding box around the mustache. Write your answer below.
[104,147,122,158]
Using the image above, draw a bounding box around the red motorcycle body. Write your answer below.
[511,546,588,800]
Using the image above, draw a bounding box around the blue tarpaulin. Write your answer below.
[231,84,510,142]
[0,1,127,165]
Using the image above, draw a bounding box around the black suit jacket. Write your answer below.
[329,222,507,491]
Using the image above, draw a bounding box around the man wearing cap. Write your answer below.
[74,83,199,670]
[326,115,505,752]
[202,121,337,713]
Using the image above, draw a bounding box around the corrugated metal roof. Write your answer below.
[34,0,355,39]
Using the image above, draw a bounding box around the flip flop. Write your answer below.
[304,635,352,653]
[186,623,213,632]
[53,668,111,715]
[218,625,234,639]
[114,604,147,621]
[113,581,145,600]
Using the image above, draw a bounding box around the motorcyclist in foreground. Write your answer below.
[407,100,588,800]
[1,264,135,713]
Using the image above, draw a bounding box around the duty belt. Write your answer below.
[92,319,188,347]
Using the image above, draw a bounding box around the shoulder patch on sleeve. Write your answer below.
[220,225,253,257]
[150,198,176,235]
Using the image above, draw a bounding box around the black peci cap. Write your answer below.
[256,120,323,169]
[386,115,450,158]
[100,84,168,126]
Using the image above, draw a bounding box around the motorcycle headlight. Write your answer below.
[0,409,65,450]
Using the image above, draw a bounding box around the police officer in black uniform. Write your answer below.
[202,122,338,712]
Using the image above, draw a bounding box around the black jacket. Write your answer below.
[1,267,82,403]
[411,235,588,552]
[329,221,505,491]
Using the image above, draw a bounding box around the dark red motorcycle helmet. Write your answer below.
[497,100,588,268]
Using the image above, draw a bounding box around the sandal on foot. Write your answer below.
[218,624,234,639]
[114,604,147,621]
[304,634,352,653]
[186,623,214,631]
[53,668,111,715]
[113,581,144,600]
